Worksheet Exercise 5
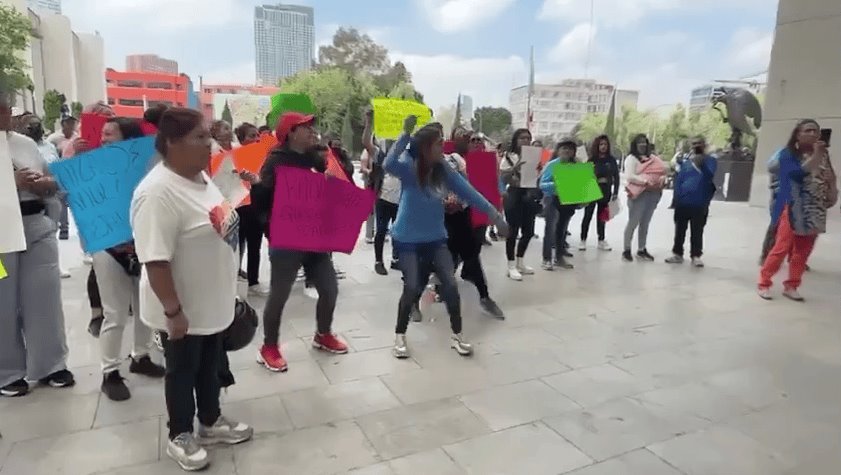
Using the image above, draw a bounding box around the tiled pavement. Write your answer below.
[1,194,840,474]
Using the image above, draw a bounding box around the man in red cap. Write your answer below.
[250,112,348,372]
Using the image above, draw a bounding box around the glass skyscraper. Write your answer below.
[254,4,314,86]
[27,0,61,14]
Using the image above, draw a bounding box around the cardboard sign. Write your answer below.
[518,146,542,188]
[269,166,375,253]
[465,151,502,227]
[551,162,604,205]
[0,257,7,280]
[49,137,157,253]
[209,134,278,176]
[80,113,108,150]
[371,98,432,140]
[0,134,27,253]
[212,155,250,207]
[325,148,350,182]
[266,93,316,129]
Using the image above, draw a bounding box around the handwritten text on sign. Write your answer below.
[49,137,156,253]
[371,98,432,140]
[269,167,375,254]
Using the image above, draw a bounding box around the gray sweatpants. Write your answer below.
[623,190,662,251]
[0,213,69,387]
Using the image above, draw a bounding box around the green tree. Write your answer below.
[471,106,513,142]
[387,81,420,101]
[42,89,63,132]
[221,101,233,125]
[71,101,83,118]
[318,27,391,76]
[0,4,33,102]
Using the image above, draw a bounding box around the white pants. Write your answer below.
[92,252,150,374]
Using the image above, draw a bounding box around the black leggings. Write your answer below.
[374,199,398,263]
[504,188,538,261]
[445,209,489,299]
[581,183,612,241]
[237,204,263,286]
[87,268,101,312]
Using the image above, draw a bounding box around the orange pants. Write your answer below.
[758,206,817,290]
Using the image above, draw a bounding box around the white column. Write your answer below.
[751,0,841,207]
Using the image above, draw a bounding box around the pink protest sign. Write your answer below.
[269,166,376,253]
[465,151,501,227]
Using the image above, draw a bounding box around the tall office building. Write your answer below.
[27,0,60,14]
[254,4,314,86]
[126,54,178,75]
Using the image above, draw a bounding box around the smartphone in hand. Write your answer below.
[820,128,832,147]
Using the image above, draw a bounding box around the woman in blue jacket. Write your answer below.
[384,116,508,359]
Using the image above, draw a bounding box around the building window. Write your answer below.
[116,80,143,88]
[107,98,115,105]
[146,82,174,90]
[118,99,144,106]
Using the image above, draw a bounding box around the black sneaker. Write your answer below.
[374,262,388,276]
[58,230,69,240]
[480,297,505,320]
[554,257,574,270]
[39,369,75,388]
[410,304,423,323]
[1,378,29,397]
[88,315,104,338]
[489,230,499,241]
[562,250,573,258]
[102,371,131,401]
[622,250,634,262]
[129,355,166,378]
[390,260,400,270]
[637,249,655,261]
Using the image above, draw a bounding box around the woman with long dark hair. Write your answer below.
[580,135,620,251]
[499,128,537,280]
[384,116,508,359]
[132,108,252,471]
[758,119,837,301]
[233,122,268,296]
[622,134,666,262]
[95,117,165,402]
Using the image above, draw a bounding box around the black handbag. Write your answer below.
[223,297,258,352]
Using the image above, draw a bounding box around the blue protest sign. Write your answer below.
[49,137,156,253]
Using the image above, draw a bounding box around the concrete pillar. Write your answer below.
[751,0,841,207]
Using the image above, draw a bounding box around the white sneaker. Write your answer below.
[757,287,772,300]
[541,260,554,271]
[597,240,612,251]
[783,288,804,302]
[691,257,704,268]
[83,254,93,265]
[167,433,209,472]
[303,286,319,300]
[248,284,270,297]
[507,262,523,281]
[450,333,473,356]
[578,240,587,251]
[60,268,71,279]
[515,258,534,275]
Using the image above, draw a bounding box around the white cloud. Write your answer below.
[390,52,526,110]
[201,61,256,85]
[549,23,596,64]
[724,28,773,74]
[416,0,517,33]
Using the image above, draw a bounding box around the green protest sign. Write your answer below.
[266,93,316,128]
[552,162,603,205]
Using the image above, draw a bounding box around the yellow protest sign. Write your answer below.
[371,98,432,140]
[0,258,7,280]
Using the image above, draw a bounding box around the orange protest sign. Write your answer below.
[209,135,278,176]
[325,148,350,182]
[540,148,553,167]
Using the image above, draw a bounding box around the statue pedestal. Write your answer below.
[714,151,754,202]
[751,0,841,207]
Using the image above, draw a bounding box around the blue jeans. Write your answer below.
[395,242,461,334]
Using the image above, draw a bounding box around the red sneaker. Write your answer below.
[257,345,288,372]
[312,333,348,354]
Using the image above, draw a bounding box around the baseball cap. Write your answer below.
[275,112,315,146]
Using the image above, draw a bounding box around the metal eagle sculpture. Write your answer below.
[710,86,763,152]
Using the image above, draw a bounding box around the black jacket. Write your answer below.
[250,146,326,236]
[591,155,620,198]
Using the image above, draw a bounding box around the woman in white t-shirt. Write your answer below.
[131,108,252,472]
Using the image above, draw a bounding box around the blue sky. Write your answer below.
[63,0,778,112]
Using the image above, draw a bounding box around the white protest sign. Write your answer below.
[211,154,249,207]
[519,145,543,188]
[0,133,27,253]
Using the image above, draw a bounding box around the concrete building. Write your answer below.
[689,85,715,113]
[2,0,105,120]
[26,0,59,14]
[616,89,639,112]
[199,83,280,122]
[254,3,314,86]
[509,79,638,141]
[126,54,178,75]
[751,0,841,208]
[460,94,474,125]
[106,69,195,118]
